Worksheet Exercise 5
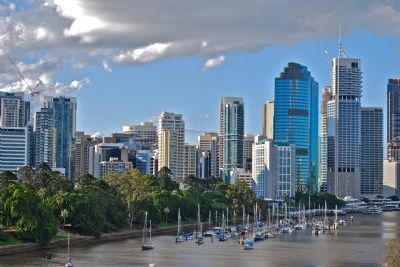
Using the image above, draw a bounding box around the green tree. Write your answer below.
[107,169,152,229]
[2,184,57,245]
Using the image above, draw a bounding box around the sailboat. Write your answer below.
[65,234,74,267]
[142,212,154,250]
[195,203,204,245]
[176,208,185,243]
[219,212,230,241]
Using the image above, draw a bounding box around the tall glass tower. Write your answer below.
[327,52,362,198]
[274,63,319,192]
[43,96,77,179]
[219,97,244,183]
[387,79,400,144]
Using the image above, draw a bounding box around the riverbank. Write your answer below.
[0,223,197,257]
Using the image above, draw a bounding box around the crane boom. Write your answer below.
[7,57,41,96]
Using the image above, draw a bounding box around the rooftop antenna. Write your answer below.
[338,24,347,58]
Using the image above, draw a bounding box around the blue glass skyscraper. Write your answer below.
[274,63,319,192]
[43,96,77,179]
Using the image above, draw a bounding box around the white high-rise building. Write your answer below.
[327,46,362,199]
[252,136,274,198]
[274,143,296,200]
[158,112,185,181]
[263,100,274,139]
[0,92,30,128]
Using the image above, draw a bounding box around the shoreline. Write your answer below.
[0,224,197,257]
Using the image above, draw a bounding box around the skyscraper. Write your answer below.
[0,128,29,172]
[158,112,185,181]
[74,131,102,179]
[243,134,254,171]
[319,87,333,192]
[43,96,77,179]
[197,132,219,178]
[252,136,274,198]
[387,79,400,144]
[327,51,362,198]
[263,100,274,139]
[361,107,383,196]
[34,107,54,167]
[274,62,319,192]
[219,97,244,183]
[183,144,197,178]
[0,92,30,128]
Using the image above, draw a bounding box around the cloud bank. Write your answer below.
[1,0,400,96]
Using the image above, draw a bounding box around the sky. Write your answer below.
[0,0,400,144]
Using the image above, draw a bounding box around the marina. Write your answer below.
[1,211,399,266]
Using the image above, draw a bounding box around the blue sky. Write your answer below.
[65,30,400,144]
[1,1,400,144]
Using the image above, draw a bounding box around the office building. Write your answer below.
[252,136,274,198]
[0,92,30,128]
[135,150,154,175]
[263,100,274,139]
[387,79,400,144]
[319,87,333,192]
[158,112,185,181]
[74,131,102,179]
[243,134,254,172]
[0,127,29,172]
[197,132,219,178]
[274,143,296,200]
[43,96,77,178]
[183,144,197,178]
[274,62,319,192]
[327,51,362,198]
[219,97,244,183]
[34,107,54,167]
[122,122,158,150]
[99,157,132,178]
[361,107,383,196]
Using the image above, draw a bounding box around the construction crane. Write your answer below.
[7,56,42,97]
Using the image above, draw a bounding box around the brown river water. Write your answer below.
[1,211,399,267]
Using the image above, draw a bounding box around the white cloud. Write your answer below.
[204,55,226,70]
[114,43,173,63]
[102,60,112,73]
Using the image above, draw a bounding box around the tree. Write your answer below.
[106,169,152,229]
[226,180,256,215]
[2,184,57,245]
[60,209,69,230]
[0,171,17,192]
[385,238,400,266]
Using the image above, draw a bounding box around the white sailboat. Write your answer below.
[176,208,185,243]
[142,212,154,250]
[65,234,73,267]
[195,204,204,245]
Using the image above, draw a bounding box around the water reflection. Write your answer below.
[1,212,399,267]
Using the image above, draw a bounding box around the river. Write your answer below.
[1,211,399,267]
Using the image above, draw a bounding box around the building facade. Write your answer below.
[387,79,400,144]
[99,157,132,178]
[0,92,30,128]
[219,97,244,183]
[43,96,77,179]
[122,122,158,150]
[274,143,296,200]
[197,132,219,178]
[361,107,383,196]
[252,137,274,198]
[274,62,319,192]
[183,144,197,178]
[319,87,333,192]
[327,56,362,199]
[263,100,274,139]
[243,134,254,172]
[0,127,29,172]
[158,112,185,181]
